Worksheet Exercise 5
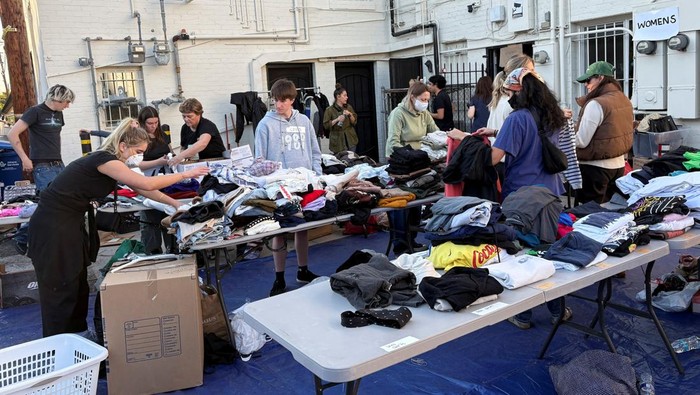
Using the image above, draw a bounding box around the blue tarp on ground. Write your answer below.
[1,231,699,394]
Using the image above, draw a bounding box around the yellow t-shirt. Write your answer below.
[428,242,500,272]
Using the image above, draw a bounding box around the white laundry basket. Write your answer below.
[0,334,108,395]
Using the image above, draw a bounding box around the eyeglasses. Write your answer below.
[584,75,599,84]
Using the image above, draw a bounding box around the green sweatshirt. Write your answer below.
[385,98,439,157]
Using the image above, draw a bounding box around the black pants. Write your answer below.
[388,207,421,251]
[36,265,90,337]
[576,164,625,205]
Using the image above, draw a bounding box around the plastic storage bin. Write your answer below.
[0,334,108,395]
[0,141,23,188]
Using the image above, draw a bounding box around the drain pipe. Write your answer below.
[389,0,439,76]
[159,0,169,45]
[83,37,103,129]
[558,0,566,105]
[171,37,185,99]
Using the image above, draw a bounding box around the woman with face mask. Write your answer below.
[384,81,466,255]
[385,82,466,157]
[27,118,209,338]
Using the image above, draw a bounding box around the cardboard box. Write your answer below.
[176,160,209,174]
[285,224,335,242]
[228,145,254,167]
[0,262,39,308]
[100,256,203,394]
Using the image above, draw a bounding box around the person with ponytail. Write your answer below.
[27,118,209,338]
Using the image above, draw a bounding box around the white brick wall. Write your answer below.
[23,0,700,162]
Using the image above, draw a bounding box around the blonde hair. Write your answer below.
[99,118,149,156]
[489,54,535,109]
[45,84,75,103]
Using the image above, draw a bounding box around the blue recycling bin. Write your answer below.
[0,140,24,188]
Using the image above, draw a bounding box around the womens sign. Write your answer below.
[634,7,679,41]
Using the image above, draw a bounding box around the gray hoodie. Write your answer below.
[254,109,322,175]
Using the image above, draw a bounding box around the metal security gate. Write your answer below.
[381,62,486,133]
[443,62,487,132]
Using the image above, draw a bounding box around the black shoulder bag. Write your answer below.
[529,109,568,174]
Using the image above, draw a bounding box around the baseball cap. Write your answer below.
[576,61,614,83]
[504,67,545,91]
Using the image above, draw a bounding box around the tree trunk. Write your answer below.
[1,0,38,180]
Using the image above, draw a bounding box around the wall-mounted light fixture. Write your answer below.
[78,57,93,67]
[636,40,657,55]
[533,50,549,64]
[668,33,689,51]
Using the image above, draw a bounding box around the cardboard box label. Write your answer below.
[229,145,254,167]
[124,315,183,362]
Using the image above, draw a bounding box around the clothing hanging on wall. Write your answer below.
[230,91,268,143]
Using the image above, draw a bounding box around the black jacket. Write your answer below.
[442,136,498,201]
[230,91,268,143]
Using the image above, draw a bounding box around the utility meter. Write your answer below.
[154,42,170,65]
[128,42,146,63]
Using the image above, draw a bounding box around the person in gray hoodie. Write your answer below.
[255,78,323,296]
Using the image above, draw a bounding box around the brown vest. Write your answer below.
[575,84,633,161]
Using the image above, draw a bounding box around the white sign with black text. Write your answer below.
[634,7,679,41]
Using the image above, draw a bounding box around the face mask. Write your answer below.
[125,154,143,168]
[414,99,429,112]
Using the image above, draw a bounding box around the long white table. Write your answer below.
[241,243,673,394]
[0,216,29,226]
[665,226,700,251]
[190,193,443,347]
[531,239,685,374]
[243,280,544,394]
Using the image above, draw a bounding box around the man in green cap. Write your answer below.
[573,61,633,204]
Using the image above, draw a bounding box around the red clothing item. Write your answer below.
[444,138,464,197]
[166,191,198,199]
[300,190,325,207]
[557,213,577,240]
[116,188,138,198]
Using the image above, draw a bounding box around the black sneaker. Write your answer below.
[269,279,286,297]
[296,268,319,284]
[14,242,27,256]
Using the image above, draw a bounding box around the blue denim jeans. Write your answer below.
[514,298,564,324]
[15,161,64,245]
[33,161,65,191]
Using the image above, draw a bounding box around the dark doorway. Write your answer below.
[266,63,314,90]
[389,57,423,88]
[485,43,534,77]
[335,62,378,160]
